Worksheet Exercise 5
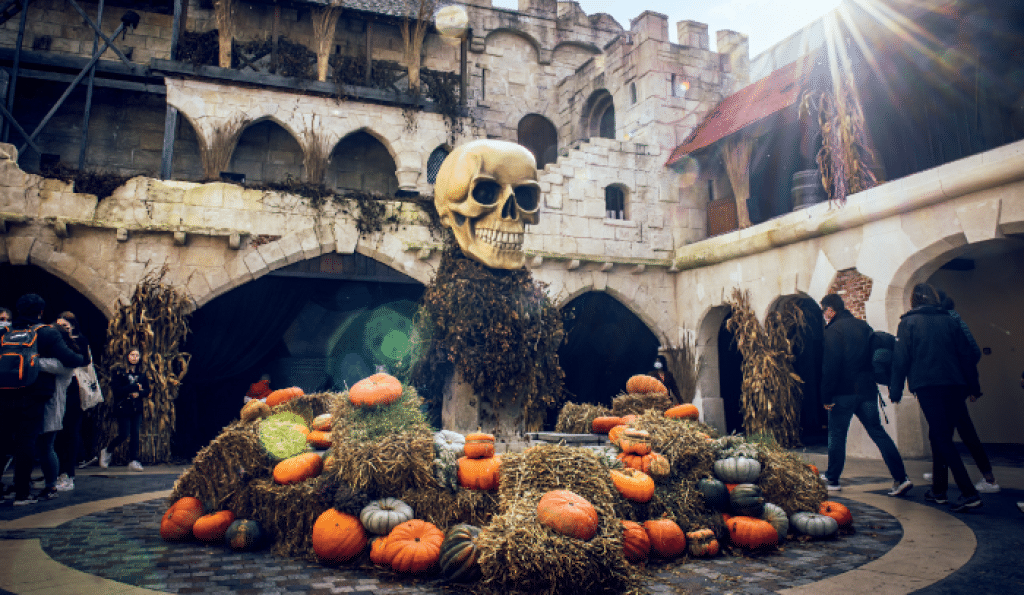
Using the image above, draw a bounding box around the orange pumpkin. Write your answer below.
[160,497,205,541]
[457,455,501,491]
[311,413,333,432]
[643,518,686,558]
[273,452,323,485]
[591,416,624,433]
[537,490,599,541]
[384,519,445,574]
[726,516,779,550]
[620,414,639,425]
[370,535,391,565]
[192,510,236,542]
[348,373,403,407]
[266,386,304,408]
[686,528,720,557]
[617,451,654,472]
[626,374,668,395]
[819,501,853,527]
[240,399,270,423]
[621,520,650,563]
[610,468,655,503]
[307,430,332,449]
[464,432,496,458]
[619,429,652,455]
[312,509,367,563]
[808,463,819,476]
[607,424,628,446]
[664,404,699,420]
[646,452,671,478]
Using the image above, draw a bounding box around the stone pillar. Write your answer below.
[442,370,529,452]
[630,11,669,43]
[676,20,709,50]
[716,30,750,92]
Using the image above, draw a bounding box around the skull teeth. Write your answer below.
[477,227,523,251]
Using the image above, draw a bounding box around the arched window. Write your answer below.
[582,90,616,141]
[327,131,398,195]
[517,114,559,170]
[426,146,449,184]
[630,82,637,104]
[605,185,626,219]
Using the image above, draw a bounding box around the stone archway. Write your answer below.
[581,90,615,141]
[228,119,305,184]
[557,291,660,414]
[327,130,399,195]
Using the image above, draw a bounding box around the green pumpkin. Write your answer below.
[439,524,482,583]
[714,456,761,483]
[790,512,839,537]
[761,502,789,541]
[225,519,265,551]
[729,483,765,517]
[697,477,731,512]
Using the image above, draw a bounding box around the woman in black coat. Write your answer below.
[99,348,150,472]
[889,283,981,512]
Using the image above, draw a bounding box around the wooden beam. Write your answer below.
[365,20,373,87]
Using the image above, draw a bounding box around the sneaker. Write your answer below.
[13,495,37,506]
[128,461,144,472]
[924,489,948,504]
[826,483,842,492]
[949,495,982,513]
[923,472,933,481]
[36,487,58,500]
[99,448,111,469]
[55,477,74,491]
[78,456,98,469]
[974,479,1000,493]
[888,478,913,497]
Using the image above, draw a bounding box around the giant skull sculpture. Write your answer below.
[434,140,541,269]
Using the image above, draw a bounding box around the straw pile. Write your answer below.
[610,392,674,416]
[756,443,826,514]
[398,486,499,531]
[475,444,644,595]
[327,385,436,496]
[553,402,610,434]
[232,478,330,560]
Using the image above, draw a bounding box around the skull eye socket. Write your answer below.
[514,186,539,211]
[472,180,501,206]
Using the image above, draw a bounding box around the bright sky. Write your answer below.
[489,0,845,57]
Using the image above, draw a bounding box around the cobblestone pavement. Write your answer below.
[0,489,900,595]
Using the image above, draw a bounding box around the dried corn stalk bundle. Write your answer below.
[553,402,610,434]
[610,392,673,416]
[398,486,498,532]
[725,288,803,448]
[660,335,698,403]
[327,385,436,497]
[477,445,643,595]
[101,265,192,464]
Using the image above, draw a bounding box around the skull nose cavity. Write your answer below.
[501,196,518,220]
[477,227,523,251]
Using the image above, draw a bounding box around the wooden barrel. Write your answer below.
[791,169,827,210]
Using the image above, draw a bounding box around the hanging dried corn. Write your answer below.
[725,289,804,448]
[99,265,193,464]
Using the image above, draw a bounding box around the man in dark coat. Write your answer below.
[890,283,982,512]
[0,294,84,505]
[820,293,912,497]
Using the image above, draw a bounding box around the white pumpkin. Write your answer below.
[713,456,762,483]
[360,498,414,535]
[434,430,466,458]
[790,511,838,537]
[761,502,789,541]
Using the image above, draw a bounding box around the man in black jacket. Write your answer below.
[820,293,912,497]
[890,283,982,512]
[0,294,84,505]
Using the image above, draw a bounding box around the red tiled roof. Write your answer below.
[665,52,823,167]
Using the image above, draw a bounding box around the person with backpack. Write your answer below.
[819,293,913,497]
[0,294,84,505]
[99,348,150,472]
[889,283,983,513]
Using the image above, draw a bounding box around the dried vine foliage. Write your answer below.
[177,30,218,66]
[39,162,132,201]
[101,266,192,464]
[725,289,804,448]
[410,244,567,428]
[660,335,698,403]
[199,116,249,181]
[301,126,329,185]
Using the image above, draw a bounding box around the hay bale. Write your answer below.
[758,446,826,514]
[399,486,499,531]
[628,411,718,480]
[328,384,437,497]
[231,477,331,560]
[476,445,644,595]
[169,421,267,507]
[271,391,338,424]
[553,402,610,434]
[610,392,673,416]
